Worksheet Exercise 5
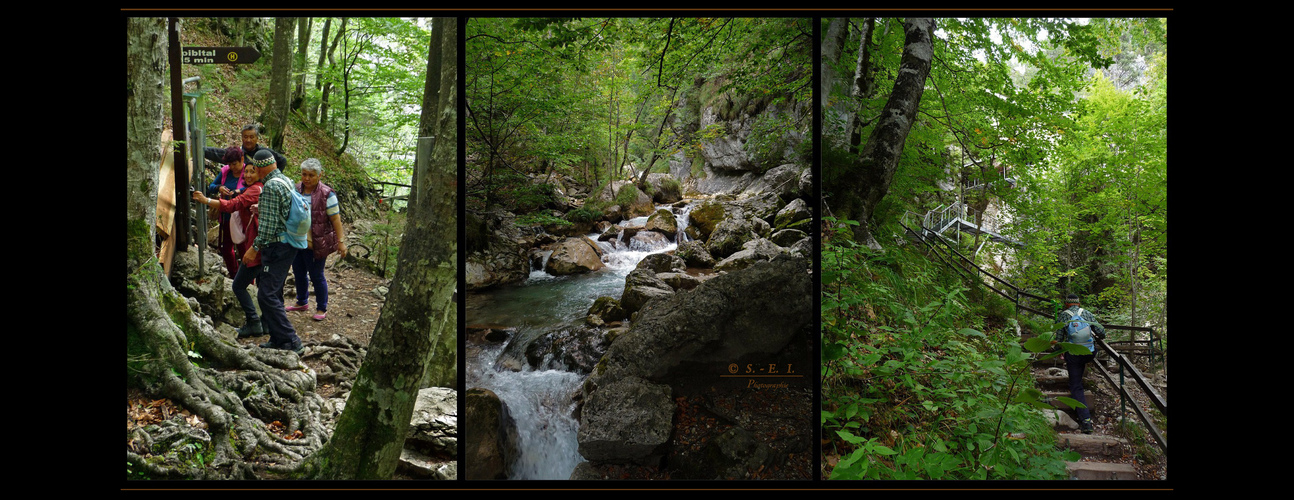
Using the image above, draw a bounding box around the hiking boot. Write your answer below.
[236,320,266,339]
[286,303,309,312]
[1080,418,1094,434]
[258,340,280,349]
[286,340,305,355]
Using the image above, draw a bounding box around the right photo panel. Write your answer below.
[819,18,1168,480]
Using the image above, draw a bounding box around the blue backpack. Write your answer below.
[268,176,311,249]
[1065,308,1096,353]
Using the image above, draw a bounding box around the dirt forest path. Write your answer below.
[233,227,390,399]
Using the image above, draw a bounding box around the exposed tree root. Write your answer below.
[126,270,329,480]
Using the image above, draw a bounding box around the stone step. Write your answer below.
[1055,432,1127,458]
[1040,408,1080,432]
[1065,461,1137,480]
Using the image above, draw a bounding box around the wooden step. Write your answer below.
[1065,461,1137,480]
[1055,433,1127,458]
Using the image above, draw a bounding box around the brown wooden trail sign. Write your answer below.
[181,46,261,65]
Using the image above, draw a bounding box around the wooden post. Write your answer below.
[168,18,191,249]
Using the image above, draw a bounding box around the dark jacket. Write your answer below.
[205,145,288,172]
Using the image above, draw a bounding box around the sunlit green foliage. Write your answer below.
[466,17,810,221]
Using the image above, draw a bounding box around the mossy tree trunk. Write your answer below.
[310,17,458,480]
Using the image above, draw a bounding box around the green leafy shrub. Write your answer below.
[821,216,1072,480]
[565,207,603,223]
[614,184,640,207]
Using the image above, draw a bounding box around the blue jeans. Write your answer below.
[232,262,261,324]
[257,243,300,347]
[292,249,328,312]
[1065,352,1095,422]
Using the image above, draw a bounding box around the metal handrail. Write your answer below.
[899,215,1168,456]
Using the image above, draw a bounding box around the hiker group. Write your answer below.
[191,123,347,355]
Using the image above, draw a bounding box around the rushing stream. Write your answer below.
[466,203,694,479]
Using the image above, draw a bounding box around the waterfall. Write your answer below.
[465,201,695,480]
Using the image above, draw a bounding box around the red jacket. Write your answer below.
[218,182,263,266]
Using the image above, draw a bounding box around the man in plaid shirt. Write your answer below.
[243,149,304,354]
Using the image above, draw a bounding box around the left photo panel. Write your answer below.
[126,17,459,480]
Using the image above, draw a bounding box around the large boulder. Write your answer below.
[591,254,811,385]
[675,240,716,268]
[545,237,605,275]
[644,209,678,239]
[635,253,686,274]
[619,184,656,218]
[744,163,808,203]
[399,387,458,479]
[770,228,808,248]
[645,173,683,204]
[714,238,786,273]
[774,198,811,230]
[587,296,627,324]
[706,217,757,260]
[464,388,519,480]
[577,254,812,464]
[531,325,614,373]
[593,180,633,204]
[576,375,674,464]
[466,210,531,291]
[619,268,674,318]
[686,200,726,241]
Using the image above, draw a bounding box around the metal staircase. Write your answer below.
[915,202,1023,248]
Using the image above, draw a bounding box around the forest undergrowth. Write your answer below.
[820,217,1079,480]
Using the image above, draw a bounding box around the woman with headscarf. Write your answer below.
[285,158,347,321]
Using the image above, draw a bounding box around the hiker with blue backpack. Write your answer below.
[1056,293,1106,434]
[243,149,311,355]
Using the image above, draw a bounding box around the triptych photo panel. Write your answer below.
[126,14,1169,486]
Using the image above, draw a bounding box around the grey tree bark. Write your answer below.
[833,18,935,250]
[264,17,296,152]
[291,17,312,113]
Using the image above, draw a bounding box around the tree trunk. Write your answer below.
[320,18,347,127]
[846,17,877,150]
[291,17,312,113]
[834,18,935,249]
[313,18,458,479]
[308,18,333,123]
[264,17,296,152]
[127,17,167,268]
